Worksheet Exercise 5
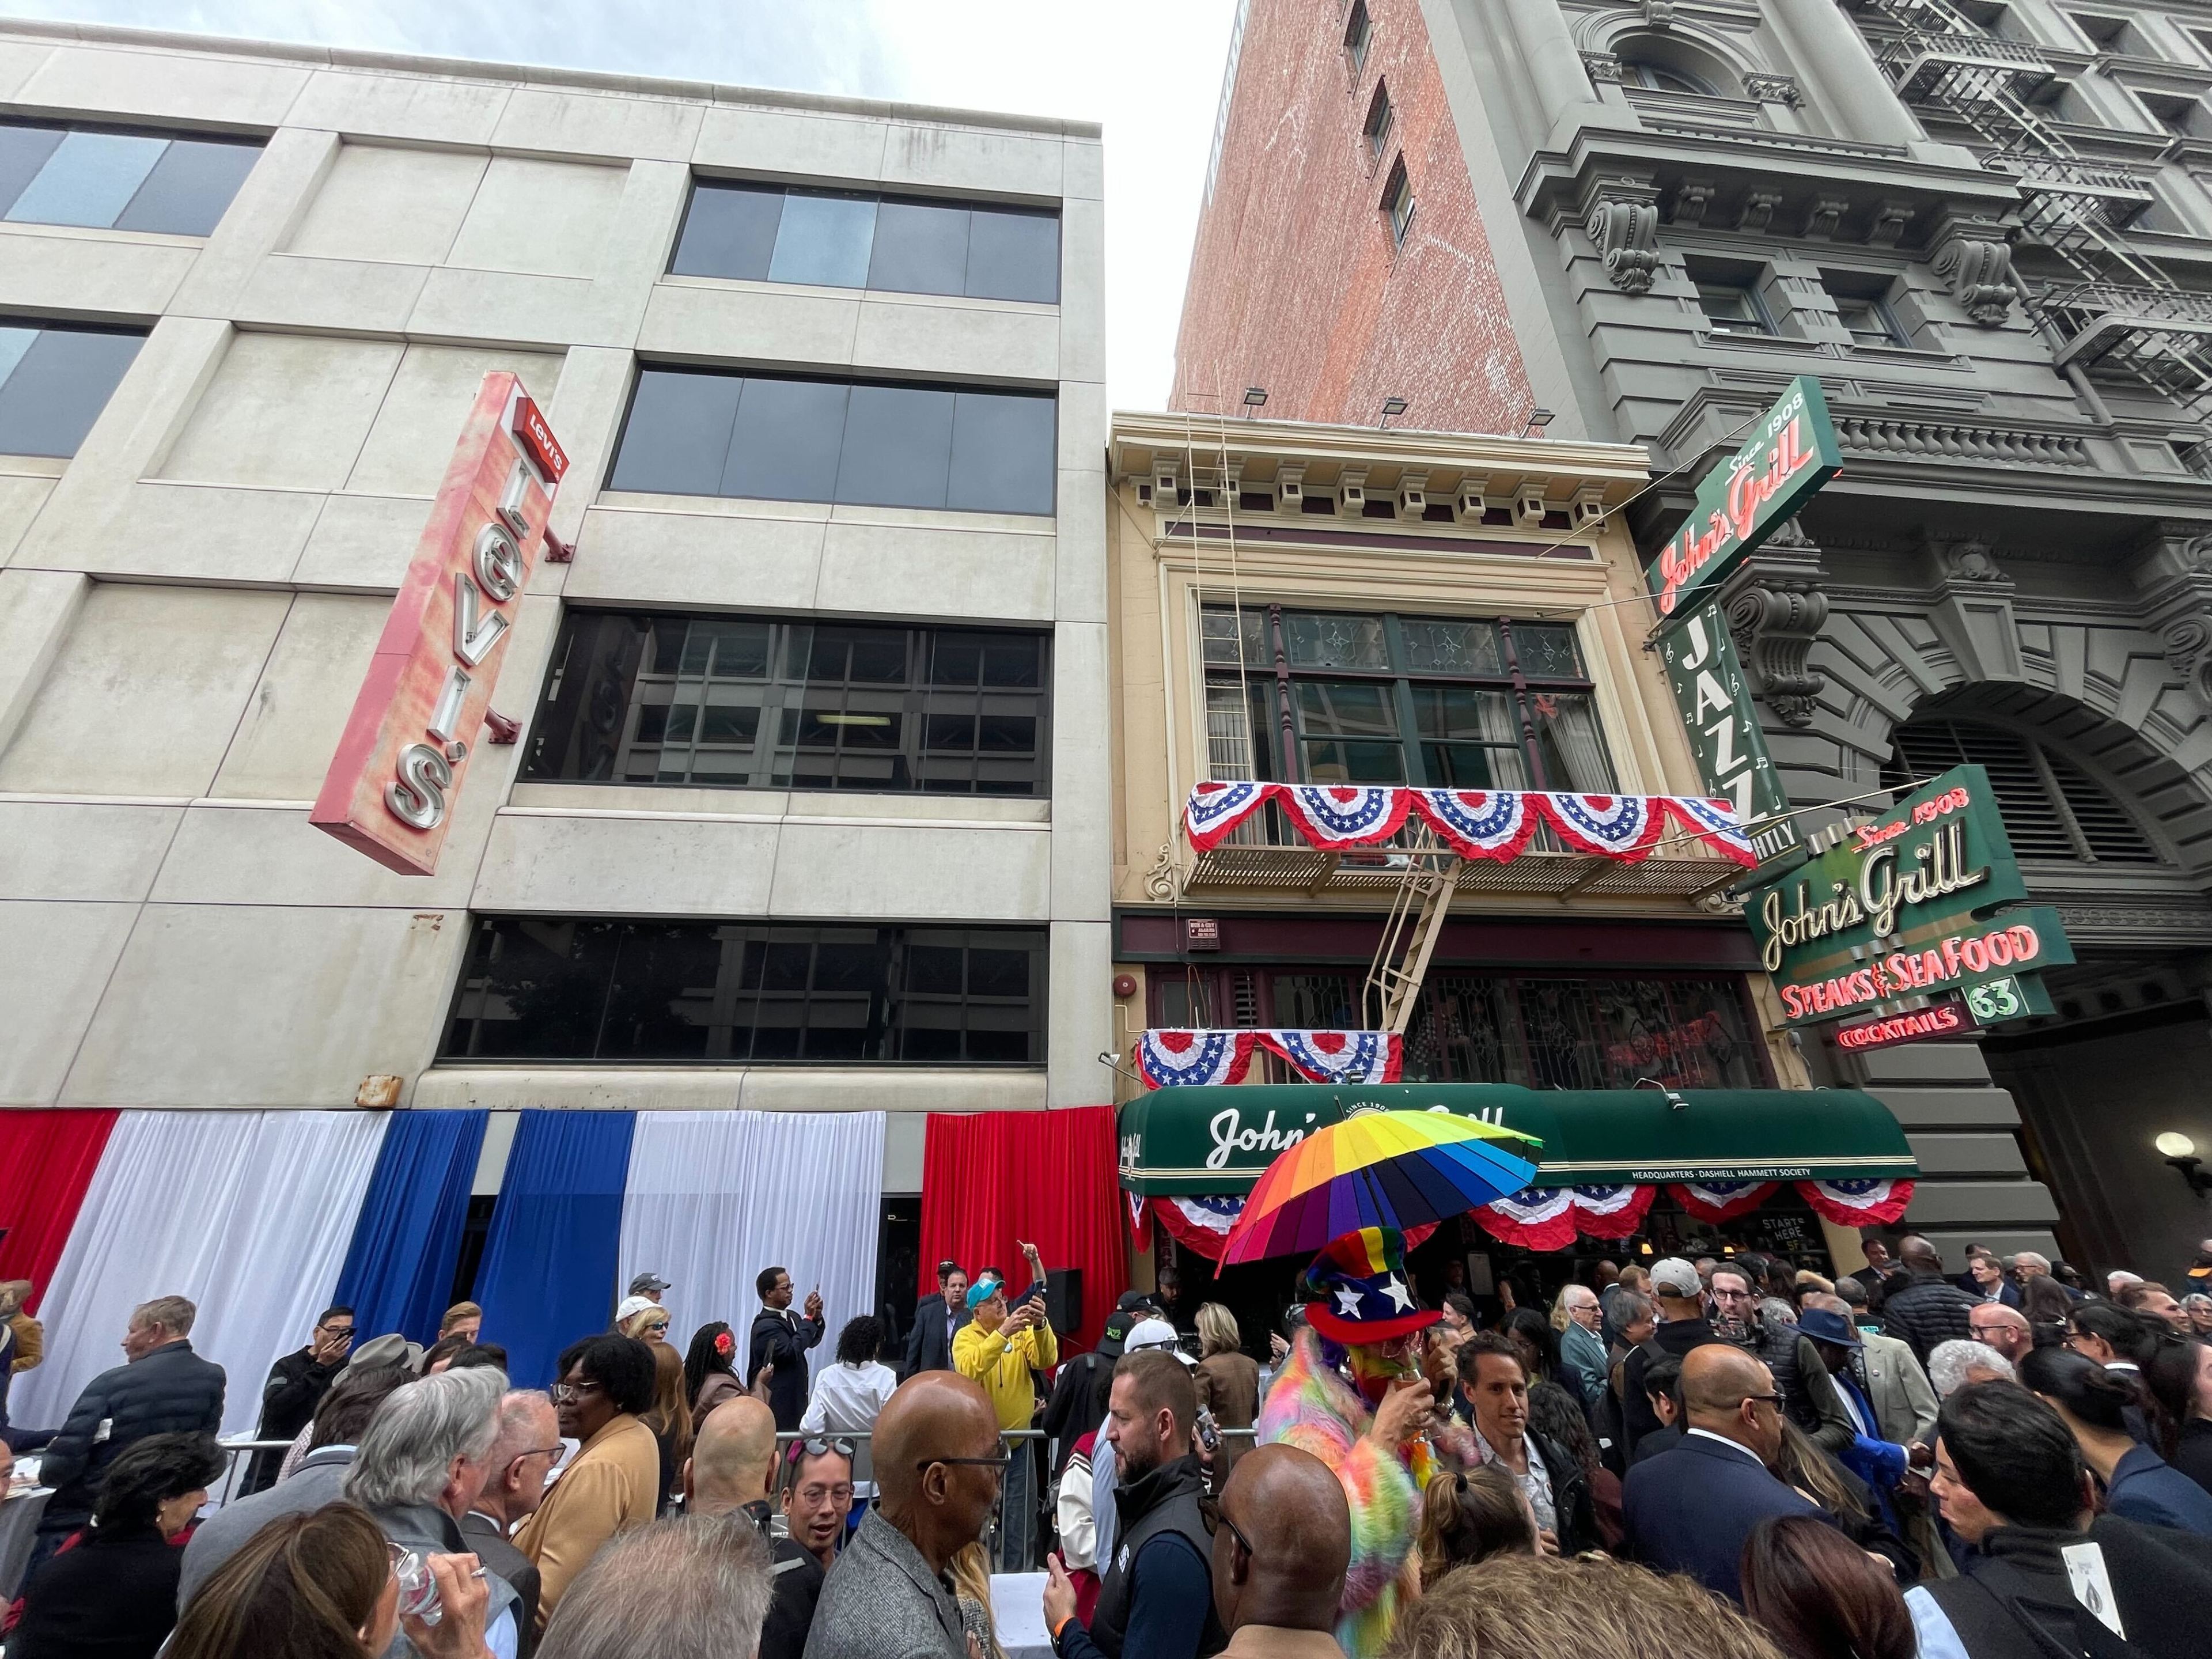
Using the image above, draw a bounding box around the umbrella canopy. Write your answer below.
[1221,1108,1541,1264]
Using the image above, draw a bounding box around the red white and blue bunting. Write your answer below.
[1181,782,1757,867]
[1669,1180,1780,1224]
[1563,1182,1657,1240]
[1469,1185,1582,1252]
[1797,1177,1915,1226]
[1135,1029,1405,1089]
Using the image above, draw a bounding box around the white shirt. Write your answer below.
[1686,1427,1768,1467]
[1474,1426,1556,1534]
[799,1359,898,1497]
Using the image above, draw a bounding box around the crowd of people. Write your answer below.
[0,1230,2207,1659]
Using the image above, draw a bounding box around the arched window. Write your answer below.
[1882,717,2162,866]
[1619,58,1717,96]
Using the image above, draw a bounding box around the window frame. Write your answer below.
[1362,81,1396,166]
[1344,0,1374,75]
[1694,278,1776,337]
[0,116,262,238]
[523,609,1054,798]
[1381,156,1415,248]
[1620,59,1718,96]
[441,918,1051,1067]
[0,320,147,458]
[1199,603,1615,793]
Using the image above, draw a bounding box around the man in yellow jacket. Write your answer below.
[953,1242,1056,1571]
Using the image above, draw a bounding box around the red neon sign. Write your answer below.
[1834,1000,1966,1052]
[309,373,562,875]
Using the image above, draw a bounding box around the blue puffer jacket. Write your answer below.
[39,1339,226,1528]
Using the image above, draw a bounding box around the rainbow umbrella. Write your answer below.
[1220,1108,1541,1265]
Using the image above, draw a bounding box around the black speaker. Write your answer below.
[1046,1267,1083,1336]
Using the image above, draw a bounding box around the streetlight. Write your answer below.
[1378,396,1408,428]
[1242,387,1268,416]
[1521,407,1554,438]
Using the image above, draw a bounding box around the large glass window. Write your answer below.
[442,919,1048,1065]
[0,120,260,236]
[609,367,1056,516]
[526,610,1051,796]
[0,323,144,457]
[671,180,1060,304]
[1200,605,1616,791]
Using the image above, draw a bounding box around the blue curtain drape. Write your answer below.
[332,1109,487,1347]
[472,1110,637,1388]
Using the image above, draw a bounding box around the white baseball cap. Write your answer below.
[1123,1317,1196,1366]
[614,1294,658,1326]
[1650,1258,1703,1298]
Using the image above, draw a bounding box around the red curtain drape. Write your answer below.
[918,1107,1126,1357]
[0,1109,119,1311]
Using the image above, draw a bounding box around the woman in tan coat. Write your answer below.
[517,1335,662,1633]
[1192,1302,1261,1473]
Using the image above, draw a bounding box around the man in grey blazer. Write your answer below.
[804,1373,1000,1659]
[461,1389,559,1658]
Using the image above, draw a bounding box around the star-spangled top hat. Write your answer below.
[1300,1226,1440,1344]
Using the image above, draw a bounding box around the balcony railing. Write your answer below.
[1878,32,2055,104]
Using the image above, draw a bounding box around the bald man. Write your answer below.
[1210,1445,1350,1658]
[687,1398,822,1659]
[805,1372,1000,1659]
[1967,1301,2033,1368]
[1621,1344,1834,1602]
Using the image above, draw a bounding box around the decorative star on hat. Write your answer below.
[1300,1226,1440,1344]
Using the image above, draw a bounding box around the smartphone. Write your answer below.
[1195,1406,1221,1455]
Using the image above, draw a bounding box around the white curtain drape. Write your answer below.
[617,1111,885,1397]
[12,1110,389,1438]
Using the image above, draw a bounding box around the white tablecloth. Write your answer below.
[0,1487,54,1600]
[990,1570,1052,1659]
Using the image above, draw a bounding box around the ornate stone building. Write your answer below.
[1180,0,2212,1271]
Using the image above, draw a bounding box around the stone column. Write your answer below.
[1768,0,1927,149]
[1500,0,1604,131]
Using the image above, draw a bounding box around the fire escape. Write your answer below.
[1854,0,2212,417]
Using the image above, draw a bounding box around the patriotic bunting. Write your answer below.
[1412,789,1541,862]
[1148,1195,1244,1258]
[1564,1182,1656,1240]
[1669,1180,1779,1223]
[1135,1029,1258,1089]
[1128,1189,1153,1253]
[1796,1177,1915,1226]
[1181,783,1756,865]
[1277,785,1412,846]
[1470,1185,1582,1252]
[1135,1030,1404,1089]
[1539,793,1666,861]
[1184,780,1272,851]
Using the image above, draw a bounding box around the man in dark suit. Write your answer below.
[748,1265,824,1433]
[463,1388,559,1657]
[902,1260,969,1378]
[1623,1343,1832,1601]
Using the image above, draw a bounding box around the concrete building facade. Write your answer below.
[1174,0,2212,1271]
[0,22,1110,1200]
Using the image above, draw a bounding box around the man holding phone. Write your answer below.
[242,1302,354,1494]
[749,1266,825,1433]
[954,1240,1056,1570]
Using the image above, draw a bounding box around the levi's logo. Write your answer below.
[512,395,569,482]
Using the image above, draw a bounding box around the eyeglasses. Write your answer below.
[550,1380,606,1404]
[937,1260,960,1275]
[509,1443,566,1471]
[1198,1492,1254,1557]
[917,1452,1012,1478]
[1742,1392,1786,1410]
[641,1322,669,1335]
[790,1437,857,1463]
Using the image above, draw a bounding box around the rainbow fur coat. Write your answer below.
[1256,1328,1471,1658]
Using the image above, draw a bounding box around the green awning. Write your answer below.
[1117,1081,1918,1195]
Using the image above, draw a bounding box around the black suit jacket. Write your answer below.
[901,1294,967,1378]
[461,1510,540,1659]
[39,1340,225,1531]
[1622,1433,1829,1601]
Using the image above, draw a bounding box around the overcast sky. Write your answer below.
[17,0,1240,410]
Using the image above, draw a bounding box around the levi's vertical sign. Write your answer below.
[1648,375,1841,621]
[310,373,569,874]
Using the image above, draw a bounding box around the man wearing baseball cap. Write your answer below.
[628,1272,670,1304]
[1255,1228,1471,1657]
[1620,1257,1722,1460]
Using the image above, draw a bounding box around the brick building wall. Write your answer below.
[1174,0,1531,434]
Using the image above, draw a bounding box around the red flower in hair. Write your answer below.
[714,1330,735,1357]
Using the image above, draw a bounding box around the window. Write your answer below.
[609,368,1056,516]
[1885,718,2161,865]
[1344,0,1373,74]
[2135,90,2199,137]
[670,180,1059,303]
[1829,288,1910,348]
[442,919,1048,1065]
[1363,82,1396,164]
[1620,59,1717,96]
[1695,279,1774,336]
[0,323,143,456]
[0,120,259,236]
[526,611,1051,796]
[1201,605,1616,791]
[1382,157,1415,247]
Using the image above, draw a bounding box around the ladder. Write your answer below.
[1362,828,1462,1036]
[1854,0,2212,419]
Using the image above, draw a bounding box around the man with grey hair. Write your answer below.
[32,1294,224,1571]
[2013,1251,2052,1280]
[537,1517,773,1659]
[346,1366,524,1659]
[1927,1337,2015,1398]
[463,1389,560,1658]
[1555,1283,1608,1406]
